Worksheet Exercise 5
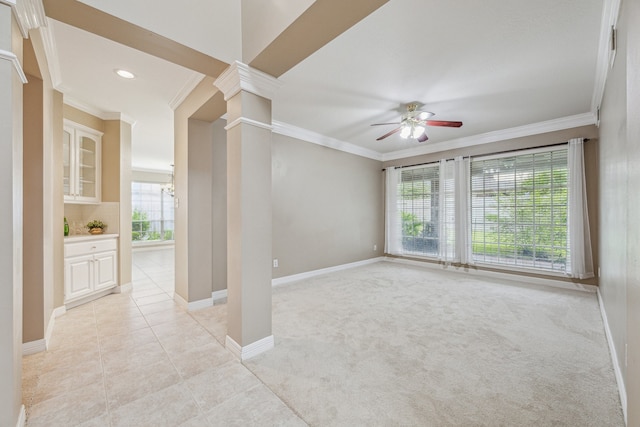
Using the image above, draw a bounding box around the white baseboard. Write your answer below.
[272,257,384,287]
[597,289,627,424]
[22,339,46,356]
[212,289,227,303]
[113,282,132,293]
[173,292,213,311]
[384,257,597,293]
[225,334,274,361]
[17,404,25,427]
[23,306,67,356]
[65,286,117,309]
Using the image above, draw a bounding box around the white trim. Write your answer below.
[102,112,137,126]
[22,339,46,356]
[13,0,46,38]
[38,23,62,89]
[214,60,282,101]
[43,306,66,350]
[173,292,213,311]
[0,49,28,83]
[591,0,622,117]
[212,289,227,303]
[225,116,272,132]
[272,257,385,287]
[0,0,16,7]
[384,257,597,293]
[169,73,206,110]
[382,113,596,161]
[113,282,132,293]
[225,334,274,361]
[272,120,383,161]
[65,286,116,309]
[597,289,627,424]
[63,118,104,137]
[63,99,137,125]
[16,405,25,427]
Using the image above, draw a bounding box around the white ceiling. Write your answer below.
[46,0,605,172]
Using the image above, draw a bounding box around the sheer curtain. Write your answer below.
[568,138,594,278]
[438,157,471,263]
[384,167,402,255]
[455,157,471,265]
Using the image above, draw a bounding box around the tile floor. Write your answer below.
[23,247,305,426]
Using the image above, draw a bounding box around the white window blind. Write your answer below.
[470,147,569,273]
[398,163,441,257]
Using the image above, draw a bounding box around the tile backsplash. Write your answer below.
[64,202,120,236]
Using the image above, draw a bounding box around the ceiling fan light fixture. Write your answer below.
[400,126,412,139]
[412,125,425,138]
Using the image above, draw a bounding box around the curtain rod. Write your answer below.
[381,138,589,171]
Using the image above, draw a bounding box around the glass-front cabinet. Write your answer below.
[63,120,102,204]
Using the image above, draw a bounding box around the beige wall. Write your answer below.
[599,1,640,423]
[102,119,133,287]
[382,125,600,286]
[186,119,214,302]
[272,134,385,278]
[22,72,45,343]
[211,119,227,293]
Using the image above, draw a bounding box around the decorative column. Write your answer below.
[0,1,28,425]
[214,61,281,360]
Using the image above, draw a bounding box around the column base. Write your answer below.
[225,334,274,360]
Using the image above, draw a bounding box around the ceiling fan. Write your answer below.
[371,103,463,142]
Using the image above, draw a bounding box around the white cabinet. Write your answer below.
[64,236,118,306]
[64,120,102,204]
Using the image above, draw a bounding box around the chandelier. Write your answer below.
[162,164,175,197]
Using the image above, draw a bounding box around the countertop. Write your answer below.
[64,233,119,242]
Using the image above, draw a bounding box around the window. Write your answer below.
[398,164,442,257]
[470,148,569,273]
[131,182,175,243]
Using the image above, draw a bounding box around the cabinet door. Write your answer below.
[75,131,100,202]
[63,127,73,199]
[94,250,117,291]
[64,254,94,301]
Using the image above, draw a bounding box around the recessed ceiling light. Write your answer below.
[115,69,135,79]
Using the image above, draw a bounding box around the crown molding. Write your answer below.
[591,0,621,118]
[64,97,136,125]
[381,112,596,161]
[272,120,383,161]
[225,116,272,132]
[169,73,205,110]
[38,22,62,89]
[13,0,46,38]
[102,112,137,126]
[0,49,28,83]
[214,61,282,101]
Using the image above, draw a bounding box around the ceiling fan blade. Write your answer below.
[370,122,402,126]
[376,127,402,141]
[425,120,463,128]
[416,132,429,143]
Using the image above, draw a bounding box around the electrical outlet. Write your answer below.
[273,259,279,268]
[373,244,377,251]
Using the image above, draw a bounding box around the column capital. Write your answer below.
[214,61,282,102]
[6,0,47,38]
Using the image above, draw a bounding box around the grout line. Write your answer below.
[93,301,113,427]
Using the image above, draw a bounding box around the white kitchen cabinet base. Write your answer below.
[65,286,117,309]
[64,235,119,307]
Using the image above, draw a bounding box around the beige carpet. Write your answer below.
[240,261,623,426]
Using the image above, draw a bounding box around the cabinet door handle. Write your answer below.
[91,246,97,249]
